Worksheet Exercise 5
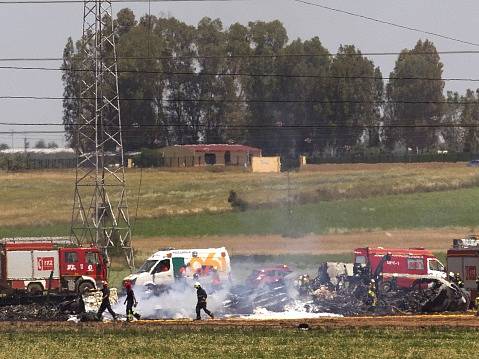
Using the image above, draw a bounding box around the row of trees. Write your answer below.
[61,10,477,156]
[0,140,58,150]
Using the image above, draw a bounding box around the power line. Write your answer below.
[0,0,246,4]
[2,122,479,130]
[1,65,477,82]
[1,50,478,63]
[294,0,479,48]
[0,95,470,104]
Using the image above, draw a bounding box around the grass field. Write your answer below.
[2,163,479,277]
[1,162,478,228]
[0,326,478,358]
[3,185,479,239]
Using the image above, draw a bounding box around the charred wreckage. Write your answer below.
[221,247,472,317]
[0,244,475,321]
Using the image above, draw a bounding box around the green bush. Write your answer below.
[136,148,164,167]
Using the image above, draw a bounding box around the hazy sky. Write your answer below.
[1,0,479,147]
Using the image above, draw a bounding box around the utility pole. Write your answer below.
[70,0,134,269]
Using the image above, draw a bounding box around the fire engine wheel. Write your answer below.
[78,281,94,294]
[27,283,44,294]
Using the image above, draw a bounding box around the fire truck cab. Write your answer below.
[354,247,446,289]
[0,239,108,295]
[447,235,479,301]
[59,246,108,293]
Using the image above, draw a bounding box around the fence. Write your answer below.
[308,152,479,164]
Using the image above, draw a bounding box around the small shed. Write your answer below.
[251,156,281,173]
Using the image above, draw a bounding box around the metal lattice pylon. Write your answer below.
[70,0,134,269]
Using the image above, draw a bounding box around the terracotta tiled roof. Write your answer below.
[181,144,261,154]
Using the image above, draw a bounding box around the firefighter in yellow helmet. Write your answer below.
[194,282,214,320]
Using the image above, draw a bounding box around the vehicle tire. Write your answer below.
[27,283,44,294]
[78,281,94,294]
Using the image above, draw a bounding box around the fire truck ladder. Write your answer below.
[70,0,134,269]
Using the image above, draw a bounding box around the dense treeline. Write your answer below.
[61,9,478,157]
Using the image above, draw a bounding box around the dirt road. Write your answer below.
[1,314,479,331]
[135,228,469,256]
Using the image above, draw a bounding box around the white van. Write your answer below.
[124,247,231,287]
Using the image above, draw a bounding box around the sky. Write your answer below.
[1,0,479,148]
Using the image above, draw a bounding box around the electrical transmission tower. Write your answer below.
[70,0,134,269]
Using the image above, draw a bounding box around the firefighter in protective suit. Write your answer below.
[367,279,377,307]
[97,281,117,320]
[194,282,214,320]
[124,282,138,321]
[454,273,464,288]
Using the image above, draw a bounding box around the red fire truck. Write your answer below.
[0,239,108,295]
[447,235,479,301]
[354,247,446,289]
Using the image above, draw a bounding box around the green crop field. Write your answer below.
[0,326,478,358]
[0,163,478,229]
[3,185,479,239]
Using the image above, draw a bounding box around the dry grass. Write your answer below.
[0,162,478,227]
[131,227,468,256]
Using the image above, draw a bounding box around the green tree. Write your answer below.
[276,37,332,156]
[328,45,383,154]
[441,91,464,151]
[244,20,288,155]
[157,17,198,144]
[34,140,46,149]
[61,37,81,148]
[117,13,165,150]
[196,17,230,143]
[461,89,479,153]
[386,39,444,152]
[223,22,252,144]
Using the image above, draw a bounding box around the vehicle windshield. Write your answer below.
[355,255,366,265]
[428,259,445,272]
[136,260,158,273]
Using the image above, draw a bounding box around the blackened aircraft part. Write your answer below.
[307,268,471,316]
[223,281,292,314]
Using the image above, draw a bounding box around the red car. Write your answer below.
[246,265,293,287]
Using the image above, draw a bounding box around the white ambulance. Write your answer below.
[124,247,231,287]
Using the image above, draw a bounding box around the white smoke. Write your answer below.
[238,306,342,320]
[112,259,325,320]
[114,280,230,319]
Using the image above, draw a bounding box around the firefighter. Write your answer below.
[297,274,311,296]
[77,292,86,315]
[454,273,464,288]
[124,282,138,321]
[448,272,455,282]
[367,279,377,307]
[194,282,214,320]
[97,281,117,321]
